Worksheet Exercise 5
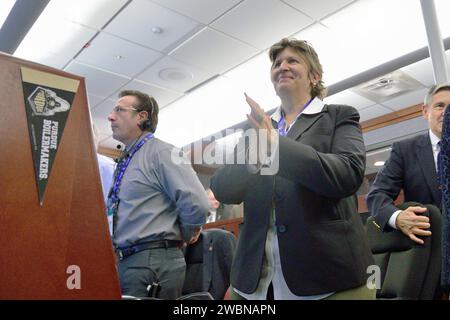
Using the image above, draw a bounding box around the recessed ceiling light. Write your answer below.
[352,70,424,103]
[151,26,162,34]
[159,68,193,81]
[374,161,385,167]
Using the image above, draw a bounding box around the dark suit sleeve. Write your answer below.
[211,163,255,205]
[366,141,405,230]
[277,105,365,198]
[210,131,261,204]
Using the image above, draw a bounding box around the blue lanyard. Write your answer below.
[277,98,314,137]
[106,133,154,230]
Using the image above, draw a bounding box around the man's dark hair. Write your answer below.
[119,90,159,133]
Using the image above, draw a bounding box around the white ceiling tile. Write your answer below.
[401,49,450,89]
[150,0,242,24]
[382,88,428,111]
[14,0,125,68]
[447,50,450,70]
[65,61,130,97]
[324,90,376,110]
[211,0,313,50]
[45,0,128,30]
[104,0,201,52]
[170,27,258,75]
[91,98,116,136]
[223,51,281,108]
[87,94,105,109]
[15,21,97,69]
[292,23,349,85]
[157,76,247,147]
[358,104,392,122]
[317,0,427,84]
[115,79,183,108]
[34,52,76,70]
[400,57,435,87]
[436,0,450,39]
[76,32,163,77]
[283,0,355,20]
[136,56,215,93]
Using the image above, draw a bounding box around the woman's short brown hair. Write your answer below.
[269,38,326,99]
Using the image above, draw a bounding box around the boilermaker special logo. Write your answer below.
[27,86,70,116]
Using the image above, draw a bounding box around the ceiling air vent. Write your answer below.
[351,70,424,103]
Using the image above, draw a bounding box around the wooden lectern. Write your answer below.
[0,53,121,299]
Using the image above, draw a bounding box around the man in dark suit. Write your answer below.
[183,228,237,299]
[366,83,450,244]
[211,38,374,299]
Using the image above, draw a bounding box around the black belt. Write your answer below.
[116,240,181,261]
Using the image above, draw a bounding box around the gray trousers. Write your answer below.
[118,247,186,299]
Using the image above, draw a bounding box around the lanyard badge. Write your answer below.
[106,133,154,236]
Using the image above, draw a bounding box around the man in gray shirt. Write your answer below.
[107,90,209,299]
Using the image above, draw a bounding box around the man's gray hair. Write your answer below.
[424,82,450,106]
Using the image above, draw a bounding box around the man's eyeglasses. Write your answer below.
[111,106,139,114]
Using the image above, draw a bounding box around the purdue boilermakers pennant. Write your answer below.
[20,67,79,205]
